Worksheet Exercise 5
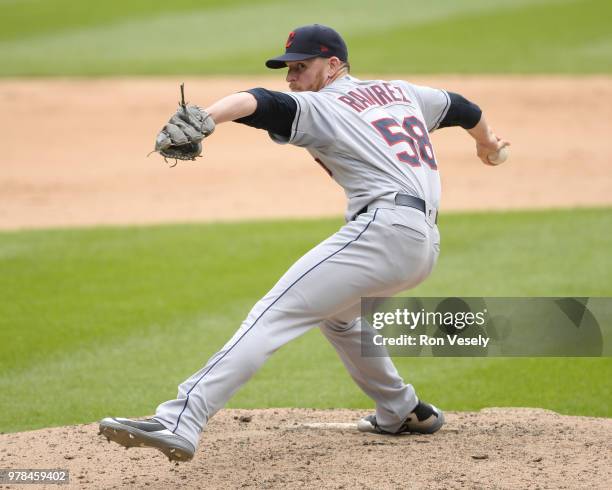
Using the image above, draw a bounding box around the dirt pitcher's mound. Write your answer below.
[1,408,610,489]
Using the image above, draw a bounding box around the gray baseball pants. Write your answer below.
[154,202,440,449]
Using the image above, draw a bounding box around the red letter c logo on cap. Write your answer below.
[286,31,295,48]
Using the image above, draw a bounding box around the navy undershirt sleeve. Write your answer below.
[234,88,297,139]
[438,92,482,130]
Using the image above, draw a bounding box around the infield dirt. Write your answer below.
[1,408,610,489]
[2,76,612,230]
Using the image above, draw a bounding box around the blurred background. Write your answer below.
[1,0,610,75]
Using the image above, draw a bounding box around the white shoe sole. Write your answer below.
[358,407,445,435]
[99,418,195,462]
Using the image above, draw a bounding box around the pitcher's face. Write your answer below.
[285,57,332,92]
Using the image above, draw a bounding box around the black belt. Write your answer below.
[355,193,438,224]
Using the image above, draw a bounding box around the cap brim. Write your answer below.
[265,52,319,69]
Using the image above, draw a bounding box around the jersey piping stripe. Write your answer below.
[171,209,380,434]
[431,90,451,132]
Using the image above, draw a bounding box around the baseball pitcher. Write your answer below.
[100,24,510,462]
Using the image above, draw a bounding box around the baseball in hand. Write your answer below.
[487,146,509,165]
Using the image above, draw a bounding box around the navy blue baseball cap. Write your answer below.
[266,24,348,69]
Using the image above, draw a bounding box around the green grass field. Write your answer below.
[1,208,611,433]
[0,0,610,75]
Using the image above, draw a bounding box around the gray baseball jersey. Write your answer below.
[271,75,450,220]
[155,76,447,448]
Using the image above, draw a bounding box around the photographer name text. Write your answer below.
[372,334,490,348]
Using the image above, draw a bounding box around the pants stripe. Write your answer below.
[171,210,379,433]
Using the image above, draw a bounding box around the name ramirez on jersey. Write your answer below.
[337,82,411,113]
